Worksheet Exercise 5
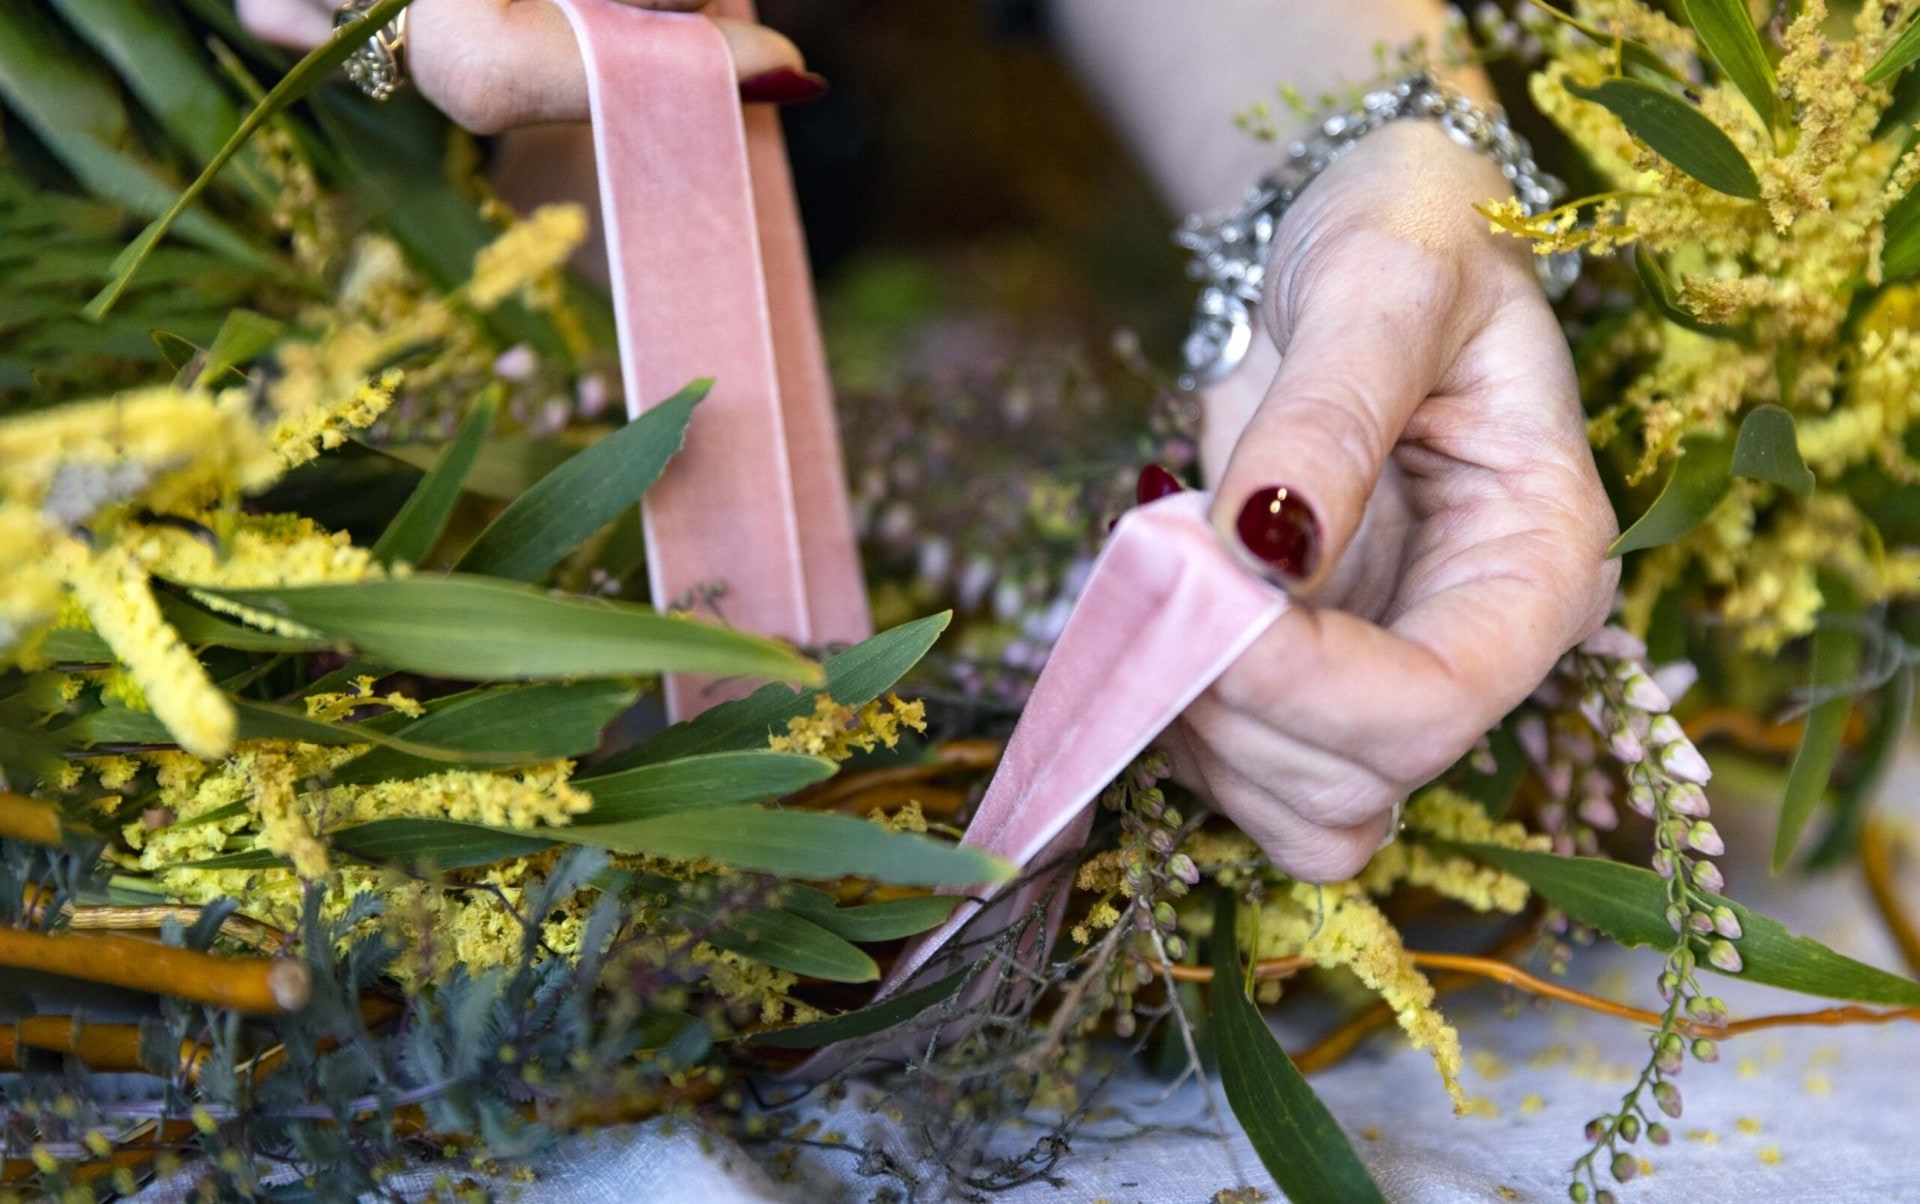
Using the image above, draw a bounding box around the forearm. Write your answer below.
[1051,0,1488,214]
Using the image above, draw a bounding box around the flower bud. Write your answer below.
[1710,906,1742,938]
[1113,1011,1137,1039]
[1664,904,1686,932]
[1707,939,1743,973]
[1138,789,1166,821]
[1518,715,1550,765]
[1658,971,1680,1002]
[1626,782,1657,818]
[1160,806,1183,830]
[1568,1183,1590,1203]
[1651,850,1676,879]
[1691,860,1725,893]
[1653,1081,1683,1118]
[1147,827,1177,855]
[1647,714,1684,747]
[1621,672,1672,712]
[1153,901,1178,932]
[1595,1192,1619,1204]
[1686,911,1713,934]
[1608,724,1645,764]
[1686,821,1724,857]
[1611,1151,1638,1182]
[1579,795,1620,831]
[1582,626,1647,660]
[1654,1039,1684,1077]
[1647,1122,1671,1146]
[1164,934,1188,961]
[1664,782,1711,817]
[1167,853,1201,886]
[1691,1038,1719,1063]
[1584,1118,1608,1143]
[1659,739,1713,784]
[1619,1114,1641,1142]
[1578,689,1608,734]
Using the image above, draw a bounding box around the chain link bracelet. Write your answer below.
[1174,72,1577,389]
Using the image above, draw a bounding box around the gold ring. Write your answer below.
[333,0,409,101]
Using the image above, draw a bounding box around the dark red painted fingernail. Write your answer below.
[738,68,829,105]
[1234,485,1320,580]
[1136,464,1185,507]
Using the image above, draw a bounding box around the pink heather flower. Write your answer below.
[1651,661,1699,703]
[1579,795,1620,831]
[492,343,538,381]
[1692,860,1725,893]
[1562,728,1598,766]
[1578,689,1608,734]
[1581,626,1647,660]
[1664,783,1711,818]
[1517,714,1549,765]
[1651,850,1676,878]
[1544,761,1575,801]
[1646,714,1685,747]
[1621,672,1672,713]
[1707,939,1744,973]
[1626,783,1657,818]
[1660,740,1714,784]
[1609,726,1646,763]
[1711,906,1743,939]
[1686,821,1725,857]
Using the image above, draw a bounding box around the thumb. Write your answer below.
[1205,263,1455,595]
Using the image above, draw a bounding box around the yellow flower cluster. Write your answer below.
[1250,882,1466,1109]
[1359,788,1547,914]
[304,676,424,722]
[1507,0,1920,647]
[467,203,588,312]
[768,693,928,761]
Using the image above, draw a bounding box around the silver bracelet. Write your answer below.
[1175,72,1577,389]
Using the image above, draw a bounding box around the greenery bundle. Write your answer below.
[1,2,1919,1202]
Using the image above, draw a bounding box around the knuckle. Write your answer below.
[1273,826,1381,884]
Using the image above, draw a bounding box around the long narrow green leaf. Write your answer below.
[199,308,284,385]
[330,819,558,870]
[197,575,821,686]
[710,908,879,983]
[1448,843,1920,1006]
[1609,435,1735,556]
[456,381,706,581]
[1868,15,1920,85]
[750,968,969,1050]
[158,594,328,652]
[1566,77,1760,198]
[1681,0,1777,130]
[84,0,417,317]
[372,390,499,566]
[1731,404,1814,497]
[587,612,950,775]
[330,681,638,785]
[1775,580,1863,871]
[576,751,836,823]
[1882,169,1920,280]
[1209,892,1387,1203]
[48,0,243,163]
[554,806,1010,888]
[783,887,963,942]
[1522,0,1682,82]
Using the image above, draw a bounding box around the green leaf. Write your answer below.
[1731,404,1814,497]
[455,380,706,581]
[1565,77,1760,198]
[330,681,639,785]
[329,819,558,870]
[150,330,199,371]
[84,0,417,317]
[196,575,821,687]
[1881,169,1920,280]
[1209,892,1387,1204]
[158,594,328,652]
[37,628,112,663]
[377,434,577,503]
[1522,1,1682,82]
[1807,666,1913,870]
[1446,843,1920,1006]
[553,806,1010,888]
[710,908,879,983]
[1681,0,1777,130]
[1867,15,1920,85]
[199,309,283,385]
[228,699,540,764]
[1609,435,1736,557]
[783,887,964,942]
[575,751,837,824]
[1633,246,1743,337]
[749,968,969,1049]
[372,390,499,567]
[587,612,949,775]
[1776,579,1863,872]
[46,0,242,164]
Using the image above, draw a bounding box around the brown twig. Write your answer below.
[794,739,1003,815]
[0,792,63,845]
[0,1018,207,1077]
[0,928,308,1013]
[63,905,289,954]
[1159,950,1920,1045]
[1861,817,1920,978]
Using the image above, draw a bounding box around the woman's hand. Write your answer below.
[237,0,815,133]
[1164,120,1619,882]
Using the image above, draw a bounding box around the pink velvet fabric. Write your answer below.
[551,0,870,720]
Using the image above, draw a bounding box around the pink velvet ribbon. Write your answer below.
[552,0,870,721]
[554,5,1291,1069]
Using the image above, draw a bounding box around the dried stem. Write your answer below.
[1157,951,1920,1043]
[0,927,308,1013]
[1861,817,1920,977]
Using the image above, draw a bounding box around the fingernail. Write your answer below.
[1135,464,1185,506]
[1233,485,1320,581]
[738,68,829,105]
